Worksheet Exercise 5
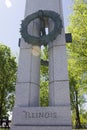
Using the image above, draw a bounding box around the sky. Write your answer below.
[0,0,73,55]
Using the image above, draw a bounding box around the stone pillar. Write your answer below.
[15,7,41,107]
[11,0,72,130]
[48,0,71,106]
[15,42,40,107]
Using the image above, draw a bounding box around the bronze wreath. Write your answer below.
[20,10,63,46]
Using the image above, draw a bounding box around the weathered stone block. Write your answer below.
[49,45,68,82]
[25,0,62,17]
[12,126,72,130]
[17,47,40,84]
[15,83,39,107]
[49,81,70,106]
[12,107,71,126]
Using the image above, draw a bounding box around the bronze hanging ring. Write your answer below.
[20,10,63,46]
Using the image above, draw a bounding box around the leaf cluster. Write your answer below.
[40,46,49,106]
[0,44,17,118]
[67,0,87,127]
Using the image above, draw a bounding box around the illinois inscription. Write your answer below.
[23,111,57,119]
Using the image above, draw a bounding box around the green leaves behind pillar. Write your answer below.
[40,46,49,106]
[67,0,87,128]
[0,43,17,118]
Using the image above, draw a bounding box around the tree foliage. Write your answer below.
[0,43,17,118]
[67,0,87,128]
[40,46,49,106]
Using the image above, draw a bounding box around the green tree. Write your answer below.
[67,0,87,128]
[40,46,49,106]
[0,43,17,118]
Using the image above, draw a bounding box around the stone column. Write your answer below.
[15,10,41,107]
[11,0,72,130]
[48,1,71,106]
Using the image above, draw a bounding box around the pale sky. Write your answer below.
[0,0,73,55]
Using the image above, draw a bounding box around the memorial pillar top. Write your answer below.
[25,0,63,17]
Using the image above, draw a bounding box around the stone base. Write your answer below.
[11,126,72,130]
[10,106,72,130]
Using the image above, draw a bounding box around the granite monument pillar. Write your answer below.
[11,0,72,130]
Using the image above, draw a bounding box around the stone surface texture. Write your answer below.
[15,22,40,107]
[12,126,72,130]
[12,107,71,126]
[11,0,72,130]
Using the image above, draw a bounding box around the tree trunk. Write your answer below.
[0,103,2,118]
[75,91,82,129]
